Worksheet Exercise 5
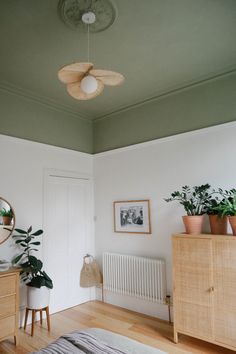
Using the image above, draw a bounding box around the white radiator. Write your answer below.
[103,252,166,304]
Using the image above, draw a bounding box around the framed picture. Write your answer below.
[113,200,151,234]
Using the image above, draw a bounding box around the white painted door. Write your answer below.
[43,171,94,313]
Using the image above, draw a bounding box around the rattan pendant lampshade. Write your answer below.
[58,11,124,100]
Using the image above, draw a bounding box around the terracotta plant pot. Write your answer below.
[229,216,236,236]
[182,215,204,235]
[2,216,12,226]
[209,215,228,235]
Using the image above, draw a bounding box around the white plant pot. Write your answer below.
[27,286,50,309]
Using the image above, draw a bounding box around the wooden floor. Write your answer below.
[0,300,234,354]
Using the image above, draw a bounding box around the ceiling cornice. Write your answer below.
[0,80,92,122]
[93,65,236,122]
[94,121,236,157]
[0,65,236,124]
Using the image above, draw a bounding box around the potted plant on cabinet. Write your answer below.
[213,189,236,235]
[164,184,211,234]
[0,207,14,225]
[12,226,53,309]
[206,196,228,235]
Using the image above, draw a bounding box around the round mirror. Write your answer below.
[0,197,15,244]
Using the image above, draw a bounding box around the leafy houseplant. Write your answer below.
[0,207,14,225]
[0,208,13,217]
[165,184,211,215]
[213,189,236,235]
[215,189,236,216]
[164,184,211,234]
[206,197,228,235]
[206,198,221,215]
[12,226,53,309]
[12,226,53,289]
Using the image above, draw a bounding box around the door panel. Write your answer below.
[173,237,213,339]
[44,180,68,313]
[44,173,93,313]
[213,239,236,347]
[68,181,90,306]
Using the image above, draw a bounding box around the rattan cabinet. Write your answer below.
[173,233,236,351]
[0,268,20,345]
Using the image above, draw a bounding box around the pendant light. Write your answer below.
[58,11,124,100]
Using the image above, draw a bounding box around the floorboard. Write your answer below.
[0,301,234,354]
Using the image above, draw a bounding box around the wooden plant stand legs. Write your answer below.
[45,306,51,331]
[23,308,29,331]
[24,306,50,336]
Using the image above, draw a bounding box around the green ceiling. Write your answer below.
[1,0,236,121]
[0,0,236,154]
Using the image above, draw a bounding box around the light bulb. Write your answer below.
[81,75,98,94]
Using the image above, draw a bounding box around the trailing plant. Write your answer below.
[164,184,212,215]
[12,226,53,289]
[213,189,236,217]
[0,208,13,217]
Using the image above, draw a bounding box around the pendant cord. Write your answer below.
[87,23,90,63]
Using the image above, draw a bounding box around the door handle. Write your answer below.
[209,286,215,292]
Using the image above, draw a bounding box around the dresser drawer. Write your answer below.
[0,295,16,320]
[0,295,16,319]
[0,315,15,339]
[0,275,16,297]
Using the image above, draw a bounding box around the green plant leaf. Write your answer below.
[28,275,51,288]
[27,226,33,234]
[45,279,53,289]
[29,255,38,267]
[41,270,51,281]
[12,253,24,264]
[15,228,28,234]
[30,241,40,246]
[15,239,23,244]
[20,242,28,247]
[37,259,43,270]
[28,276,44,288]
[31,229,43,236]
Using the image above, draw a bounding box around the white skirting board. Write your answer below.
[96,287,172,322]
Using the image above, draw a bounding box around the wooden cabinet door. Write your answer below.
[173,237,214,340]
[213,239,236,348]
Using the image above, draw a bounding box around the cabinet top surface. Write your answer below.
[172,233,236,240]
[0,267,21,276]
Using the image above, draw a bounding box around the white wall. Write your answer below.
[94,122,236,320]
[0,134,94,323]
[1,122,236,323]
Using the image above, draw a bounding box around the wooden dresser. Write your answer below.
[173,233,236,352]
[0,268,20,345]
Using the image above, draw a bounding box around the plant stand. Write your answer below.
[24,306,51,336]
